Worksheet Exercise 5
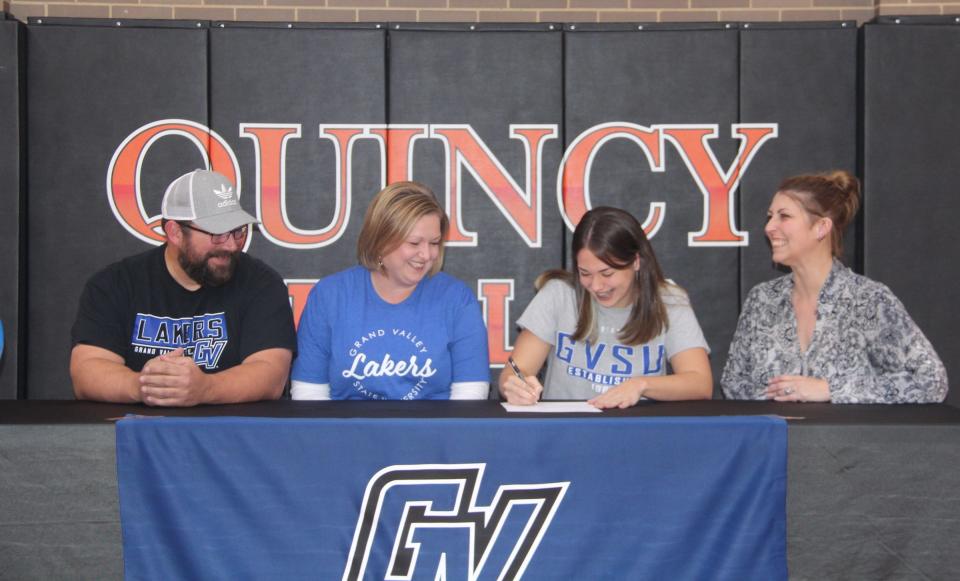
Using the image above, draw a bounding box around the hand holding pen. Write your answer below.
[501,356,544,405]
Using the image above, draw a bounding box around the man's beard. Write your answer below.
[178,248,238,287]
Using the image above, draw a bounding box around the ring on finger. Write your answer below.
[784,387,793,395]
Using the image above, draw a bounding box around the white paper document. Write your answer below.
[501,401,602,413]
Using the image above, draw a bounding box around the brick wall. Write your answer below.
[4,0,959,25]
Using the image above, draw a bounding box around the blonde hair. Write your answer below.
[778,170,861,258]
[357,181,449,276]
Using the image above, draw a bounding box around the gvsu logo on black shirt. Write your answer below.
[343,464,568,580]
[131,312,229,369]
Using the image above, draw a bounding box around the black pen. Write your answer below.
[507,356,525,381]
[507,356,541,402]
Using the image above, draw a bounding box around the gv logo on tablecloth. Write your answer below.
[343,463,568,581]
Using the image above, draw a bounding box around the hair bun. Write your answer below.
[824,170,860,227]
[825,170,860,200]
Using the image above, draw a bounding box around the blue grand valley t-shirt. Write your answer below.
[292,266,490,400]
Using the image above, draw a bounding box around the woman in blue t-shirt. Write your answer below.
[291,182,490,400]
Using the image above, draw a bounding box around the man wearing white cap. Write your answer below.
[70,169,296,406]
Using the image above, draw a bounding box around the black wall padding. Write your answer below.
[863,20,960,406]
[565,26,741,393]
[738,23,858,295]
[0,18,23,399]
[389,25,565,381]
[22,20,936,403]
[209,24,387,279]
[27,21,208,398]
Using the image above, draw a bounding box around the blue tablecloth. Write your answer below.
[117,415,786,580]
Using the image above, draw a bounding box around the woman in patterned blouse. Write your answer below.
[722,171,947,403]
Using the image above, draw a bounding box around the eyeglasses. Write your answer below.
[179,222,249,244]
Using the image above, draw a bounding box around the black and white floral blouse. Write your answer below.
[722,260,947,403]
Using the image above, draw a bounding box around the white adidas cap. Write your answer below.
[161,169,257,234]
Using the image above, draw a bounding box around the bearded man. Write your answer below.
[70,169,296,406]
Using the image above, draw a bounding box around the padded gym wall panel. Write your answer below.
[388,25,564,383]
[738,24,858,298]
[0,17,23,399]
[863,19,960,406]
[209,24,387,282]
[17,17,955,404]
[26,20,208,399]
[564,25,742,394]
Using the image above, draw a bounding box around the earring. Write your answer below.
[377,257,383,268]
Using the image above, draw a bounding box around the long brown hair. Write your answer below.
[537,206,670,345]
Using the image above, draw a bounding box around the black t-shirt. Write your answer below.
[71,246,297,372]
